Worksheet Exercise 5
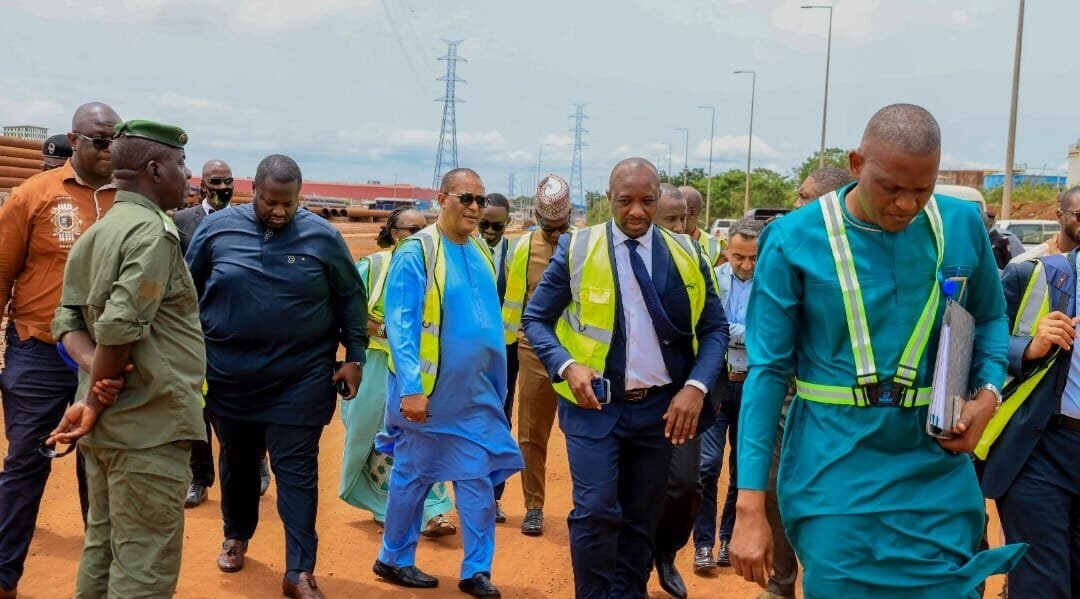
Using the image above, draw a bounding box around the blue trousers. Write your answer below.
[564,391,675,599]
[212,414,322,583]
[0,326,84,589]
[693,379,741,549]
[494,341,518,502]
[379,467,496,579]
[998,422,1080,599]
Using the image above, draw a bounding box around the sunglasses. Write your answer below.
[478,220,506,233]
[38,435,77,459]
[74,132,112,151]
[205,177,235,186]
[445,192,487,208]
[392,225,422,235]
[541,223,571,234]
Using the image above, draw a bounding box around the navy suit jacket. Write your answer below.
[982,250,1075,499]
[521,222,729,439]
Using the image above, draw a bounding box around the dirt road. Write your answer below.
[6,220,1006,598]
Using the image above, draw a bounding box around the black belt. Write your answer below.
[623,388,655,403]
[1051,414,1080,433]
[728,371,748,383]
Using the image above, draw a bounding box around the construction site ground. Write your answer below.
[4,221,1007,598]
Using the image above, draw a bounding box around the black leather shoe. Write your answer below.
[521,508,543,536]
[372,559,438,588]
[259,457,271,496]
[184,483,208,508]
[494,501,507,523]
[655,554,687,599]
[458,573,501,598]
[716,539,731,567]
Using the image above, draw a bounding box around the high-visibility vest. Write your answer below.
[697,234,724,267]
[386,224,495,396]
[553,224,709,403]
[795,191,945,407]
[501,231,535,345]
[975,257,1058,459]
[362,250,392,353]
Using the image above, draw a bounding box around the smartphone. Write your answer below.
[334,361,351,397]
[591,377,612,405]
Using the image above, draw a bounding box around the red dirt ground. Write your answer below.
[3,220,1007,598]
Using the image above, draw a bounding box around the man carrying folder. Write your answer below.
[984,186,1080,599]
[730,104,1026,598]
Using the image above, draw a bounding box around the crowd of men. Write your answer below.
[0,100,1076,599]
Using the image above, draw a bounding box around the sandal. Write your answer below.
[421,514,458,538]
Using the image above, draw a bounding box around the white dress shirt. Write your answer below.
[201,198,215,215]
[560,223,709,395]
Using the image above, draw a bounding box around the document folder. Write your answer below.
[927,300,974,439]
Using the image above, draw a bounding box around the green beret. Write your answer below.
[113,119,188,148]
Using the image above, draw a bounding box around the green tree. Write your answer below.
[984,184,1063,208]
[585,191,610,225]
[792,147,850,184]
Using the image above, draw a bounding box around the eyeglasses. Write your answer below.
[73,132,112,151]
[1059,209,1080,220]
[205,177,234,186]
[478,220,506,232]
[392,225,422,235]
[38,435,77,459]
[541,222,571,234]
[445,192,488,208]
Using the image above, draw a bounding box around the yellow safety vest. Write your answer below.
[362,250,392,353]
[975,258,1056,459]
[795,191,945,407]
[553,224,709,403]
[697,235,724,268]
[501,231,535,345]
[386,224,495,396]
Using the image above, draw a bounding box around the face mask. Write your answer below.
[213,187,234,205]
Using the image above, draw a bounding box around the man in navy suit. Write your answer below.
[986,187,1080,599]
[522,158,728,599]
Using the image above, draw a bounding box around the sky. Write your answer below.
[3,0,1078,197]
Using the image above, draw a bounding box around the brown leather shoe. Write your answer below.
[0,585,16,599]
[283,572,326,599]
[217,538,248,573]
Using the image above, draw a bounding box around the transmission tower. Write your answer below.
[568,104,589,208]
[432,40,466,189]
[507,172,516,198]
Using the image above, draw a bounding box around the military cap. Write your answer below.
[113,119,188,148]
[42,134,72,158]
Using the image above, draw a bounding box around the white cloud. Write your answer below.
[694,135,780,161]
[771,0,881,41]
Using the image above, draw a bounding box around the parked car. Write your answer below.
[934,183,986,214]
[995,219,1060,249]
[709,218,735,239]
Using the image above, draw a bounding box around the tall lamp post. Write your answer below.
[802,4,833,169]
[674,127,689,184]
[663,142,673,178]
[1002,0,1026,220]
[734,69,756,214]
[698,105,716,229]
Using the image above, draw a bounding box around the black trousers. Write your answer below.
[494,341,519,501]
[212,414,322,580]
[653,437,702,558]
[189,411,215,487]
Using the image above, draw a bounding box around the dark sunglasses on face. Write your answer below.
[478,220,506,232]
[446,192,487,208]
[205,177,235,186]
[541,223,571,233]
[393,225,422,235]
[74,132,112,151]
[38,435,77,459]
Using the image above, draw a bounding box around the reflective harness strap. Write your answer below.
[800,192,945,406]
[367,251,390,317]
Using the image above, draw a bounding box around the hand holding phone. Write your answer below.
[592,377,612,405]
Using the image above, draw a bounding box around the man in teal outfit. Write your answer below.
[730,104,1026,598]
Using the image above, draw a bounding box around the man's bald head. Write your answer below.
[860,103,941,157]
[608,157,659,191]
[655,184,688,233]
[440,167,482,193]
[678,186,703,233]
[202,159,234,209]
[71,102,120,133]
[202,159,231,179]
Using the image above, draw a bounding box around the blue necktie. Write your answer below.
[624,238,683,342]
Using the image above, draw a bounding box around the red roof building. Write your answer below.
[190,177,437,203]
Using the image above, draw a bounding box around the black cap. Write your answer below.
[42,134,73,158]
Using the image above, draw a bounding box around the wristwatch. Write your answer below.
[973,383,1003,413]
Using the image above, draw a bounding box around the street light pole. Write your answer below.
[802,4,833,169]
[674,127,689,185]
[664,142,672,178]
[735,70,756,214]
[698,105,716,228]
[1002,0,1026,220]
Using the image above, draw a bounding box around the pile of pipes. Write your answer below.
[300,196,436,224]
[0,135,44,193]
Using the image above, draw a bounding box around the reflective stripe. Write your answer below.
[796,380,932,407]
[819,192,945,391]
[1013,261,1048,335]
[568,227,592,301]
[503,299,523,310]
[562,306,614,345]
[419,359,438,376]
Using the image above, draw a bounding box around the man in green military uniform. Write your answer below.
[48,120,206,597]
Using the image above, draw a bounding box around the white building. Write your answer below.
[1069,139,1080,188]
[3,125,48,141]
